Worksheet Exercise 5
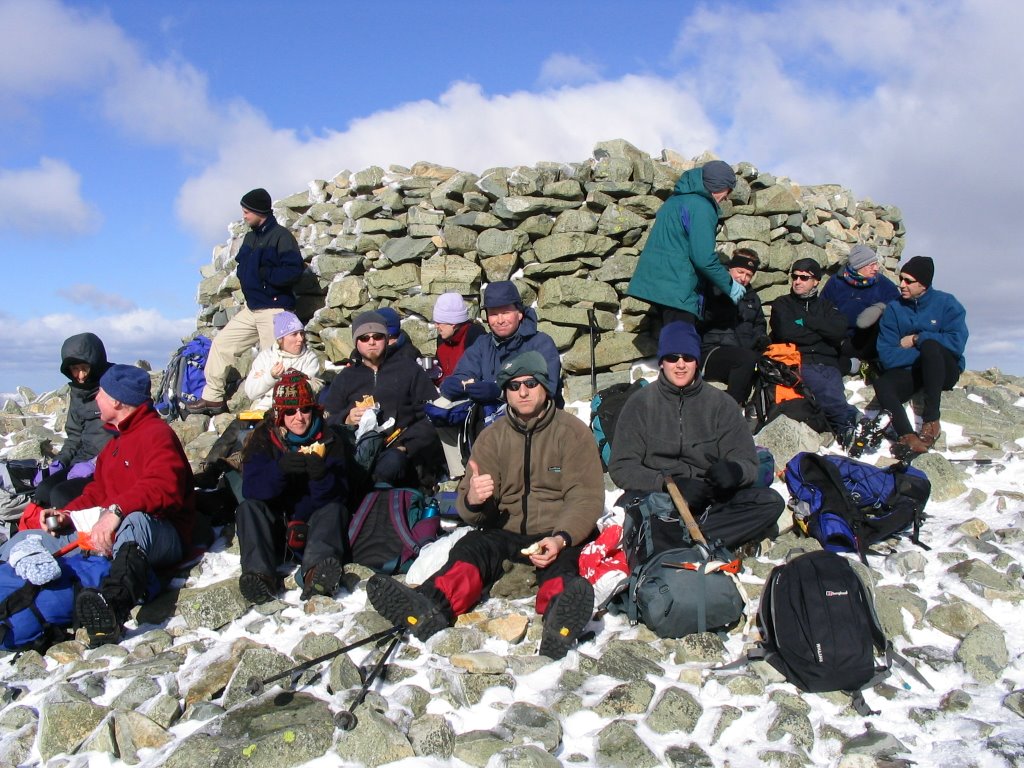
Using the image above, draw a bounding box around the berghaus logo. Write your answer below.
[825,590,848,597]
[815,642,824,662]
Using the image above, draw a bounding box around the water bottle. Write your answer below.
[423,498,440,519]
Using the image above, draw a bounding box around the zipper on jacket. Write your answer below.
[520,430,533,534]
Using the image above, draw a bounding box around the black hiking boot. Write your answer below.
[366,575,451,641]
[300,557,343,600]
[540,577,595,660]
[75,589,123,647]
[239,572,279,605]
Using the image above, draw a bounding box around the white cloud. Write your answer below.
[0,158,97,235]
[56,284,136,312]
[0,309,194,395]
[537,53,603,87]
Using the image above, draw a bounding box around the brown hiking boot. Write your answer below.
[919,420,941,447]
[894,432,930,455]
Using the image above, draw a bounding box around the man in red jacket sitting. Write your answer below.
[14,364,195,645]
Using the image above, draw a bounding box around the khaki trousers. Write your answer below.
[201,306,283,400]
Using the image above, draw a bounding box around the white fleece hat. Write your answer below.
[433,292,469,324]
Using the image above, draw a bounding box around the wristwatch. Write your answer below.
[554,530,572,549]
[107,504,125,522]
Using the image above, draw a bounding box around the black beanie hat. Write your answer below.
[791,257,823,280]
[240,188,273,215]
[900,255,934,288]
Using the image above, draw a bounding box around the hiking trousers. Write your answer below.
[873,340,960,436]
[202,306,283,401]
[236,499,347,579]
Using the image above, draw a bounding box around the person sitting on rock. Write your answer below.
[820,243,900,375]
[608,322,783,552]
[235,371,348,604]
[376,306,423,363]
[30,332,114,514]
[874,256,968,455]
[243,311,324,412]
[770,257,860,443]
[2,364,195,646]
[697,248,770,405]
[432,292,484,388]
[321,311,443,490]
[367,351,604,660]
[439,281,562,408]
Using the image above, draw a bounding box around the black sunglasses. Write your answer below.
[280,405,315,417]
[791,273,815,281]
[505,378,541,392]
[357,333,387,343]
[662,353,698,364]
[899,276,918,285]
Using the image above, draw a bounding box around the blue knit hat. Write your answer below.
[483,281,522,309]
[376,307,402,337]
[658,322,701,362]
[100,364,151,406]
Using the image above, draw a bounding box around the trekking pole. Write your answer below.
[663,477,708,547]
[245,624,404,696]
[587,307,598,400]
[334,629,406,731]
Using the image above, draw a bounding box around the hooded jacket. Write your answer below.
[235,214,305,310]
[608,373,759,493]
[456,401,603,547]
[626,167,734,314]
[877,287,968,372]
[439,308,562,405]
[769,291,848,367]
[55,333,114,467]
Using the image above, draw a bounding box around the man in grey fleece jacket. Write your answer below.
[609,322,783,550]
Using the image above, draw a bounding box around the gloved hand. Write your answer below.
[856,302,888,329]
[278,451,308,475]
[304,454,328,481]
[66,459,96,480]
[728,280,747,304]
[705,460,745,494]
[9,535,61,585]
[32,460,64,487]
[465,380,502,402]
[754,336,770,352]
[669,475,713,511]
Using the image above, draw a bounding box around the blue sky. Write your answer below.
[2,0,1021,395]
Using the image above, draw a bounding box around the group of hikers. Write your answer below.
[0,169,967,660]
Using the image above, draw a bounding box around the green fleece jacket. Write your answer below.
[627,167,733,314]
[456,402,604,546]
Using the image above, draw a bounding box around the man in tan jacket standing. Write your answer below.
[368,351,604,659]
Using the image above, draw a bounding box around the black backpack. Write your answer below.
[590,379,648,469]
[752,550,931,714]
[347,486,442,574]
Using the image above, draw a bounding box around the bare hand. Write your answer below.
[900,334,917,349]
[43,508,67,535]
[527,536,564,569]
[90,510,122,556]
[271,362,284,378]
[465,459,494,506]
[345,405,368,426]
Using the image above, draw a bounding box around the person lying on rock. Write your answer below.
[1,364,195,646]
[236,371,348,604]
[367,351,604,660]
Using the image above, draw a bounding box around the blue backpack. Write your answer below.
[0,553,111,650]
[590,379,648,469]
[155,336,212,420]
[785,452,931,559]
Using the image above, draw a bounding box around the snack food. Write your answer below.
[299,442,326,457]
[520,542,542,556]
[355,395,376,409]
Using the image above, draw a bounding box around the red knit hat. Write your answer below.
[273,370,319,425]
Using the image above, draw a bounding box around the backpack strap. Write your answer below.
[347,490,381,545]
[388,490,424,557]
[0,582,44,648]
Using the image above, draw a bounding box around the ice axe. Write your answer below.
[663,476,708,548]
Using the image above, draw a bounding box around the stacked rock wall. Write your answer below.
[195,139,905,398]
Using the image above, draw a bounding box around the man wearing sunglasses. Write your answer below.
[874,256,967,455]
[321,311,442,490]
[609,322,783,551]
[770,257,860,444]
[367,351,604,660]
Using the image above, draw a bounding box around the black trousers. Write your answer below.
[702,345,760,403]
[696,486,784,550]
[33,470,91,508]
[236,499,347,579]
[872,340,960,436]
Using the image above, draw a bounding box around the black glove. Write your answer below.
[278,451,307,475]
[754,336,770,352]
[465,380,502,402]
[304,454,328,481]
[705,460,745,494]
[670,475,713,511]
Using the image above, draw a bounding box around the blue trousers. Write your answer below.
[800,362,859,433]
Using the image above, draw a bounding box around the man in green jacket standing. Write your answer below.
[628,159,745,326]
[367,351,604,660]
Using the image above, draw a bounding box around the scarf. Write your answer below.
[841,265,876,289]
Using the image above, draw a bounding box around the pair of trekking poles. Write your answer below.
[244,623,407,730]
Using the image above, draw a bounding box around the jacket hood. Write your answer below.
[60,333,111,385]
[673,167,714,202]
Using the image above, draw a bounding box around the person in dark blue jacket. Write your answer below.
[188,188,305,416]
[236,371,348,604]
[820,244,900,372]
[874,256,967,455]
[439,281,563,407]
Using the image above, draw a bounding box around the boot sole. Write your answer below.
[302,558,343,600]
[540,579,595,660]
[239,573,277,605]
[366,575,448,641]
[75,590,122,647]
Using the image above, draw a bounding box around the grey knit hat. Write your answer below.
[848,244,878,272]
